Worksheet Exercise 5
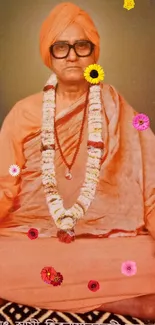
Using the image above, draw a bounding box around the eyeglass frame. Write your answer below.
[49,40,95,59]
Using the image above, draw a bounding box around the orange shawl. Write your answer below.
[0,82,155,240]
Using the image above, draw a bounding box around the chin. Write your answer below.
[64,73,84,83]
[63,69,84,82]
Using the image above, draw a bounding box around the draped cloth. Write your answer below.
[0,82,155,238]
[0,82,155,311]
[40,2,100,68]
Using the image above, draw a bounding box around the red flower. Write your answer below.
[27,228,38,240]
[41,266,57,284]
[88,280,100,292]
[57,229,75,243]
[50,272,63,286]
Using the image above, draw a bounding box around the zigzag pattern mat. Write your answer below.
[0,301,153,325]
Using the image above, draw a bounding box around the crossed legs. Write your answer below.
[98,294,155,320]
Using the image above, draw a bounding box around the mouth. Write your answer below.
[65,67,80,70]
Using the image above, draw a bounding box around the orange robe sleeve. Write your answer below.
[139,127,155,239]
[107,85,155,239]
[0,104,25,220]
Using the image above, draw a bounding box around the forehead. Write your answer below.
[56,22,88,42]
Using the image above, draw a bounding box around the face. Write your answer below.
[50,22,96,83]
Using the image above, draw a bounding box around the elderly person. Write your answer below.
[0,2,155,320]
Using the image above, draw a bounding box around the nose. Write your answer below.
[67,48,77,61]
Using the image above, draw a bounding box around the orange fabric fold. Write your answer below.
[0,235,155,312]
[0,93,42,221]
[39,2,100,69]
[1,82,155,311]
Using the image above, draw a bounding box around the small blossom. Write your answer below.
[123,0,135,10]
[121,260,137,276]
[9,164,20,177]
[132,113,150,131]
[41,267,63,286]
[88,280,100,292]
[27,228,38,240]
[50,272,63,286]
[41,266,57,284]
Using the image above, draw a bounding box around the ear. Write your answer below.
[93,51,96,63]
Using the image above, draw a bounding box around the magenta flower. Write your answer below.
[121,261,137,276]
[132,113,150,131]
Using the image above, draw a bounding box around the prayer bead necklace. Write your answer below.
[54,90,89,180]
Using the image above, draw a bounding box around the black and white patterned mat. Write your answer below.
[0,301,154,325]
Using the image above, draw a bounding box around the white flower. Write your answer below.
[9,164,20,177]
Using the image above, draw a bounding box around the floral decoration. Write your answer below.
[41,266,63,286]
[121,260,137,276]
[27,228,38,240]
[132,113,150,131]
[123,0,135,10]
[41,73,104,236]
[88,280,100,292]
[9,164,20,177]
[84,64,105,84]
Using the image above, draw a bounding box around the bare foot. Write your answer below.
[98,294,155,320]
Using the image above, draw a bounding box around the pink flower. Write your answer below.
[9,164,20,177]
[121,261,137,276]
[132,113,150,131]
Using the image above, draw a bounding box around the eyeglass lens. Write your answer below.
[51,40,93,58]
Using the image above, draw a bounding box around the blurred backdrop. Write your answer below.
[0,0,155,130]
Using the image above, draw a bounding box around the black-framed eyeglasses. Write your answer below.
[49,40,94,59]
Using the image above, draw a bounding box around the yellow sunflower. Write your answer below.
[84,64,105,84]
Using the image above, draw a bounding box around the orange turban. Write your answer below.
[39,2,100,69]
